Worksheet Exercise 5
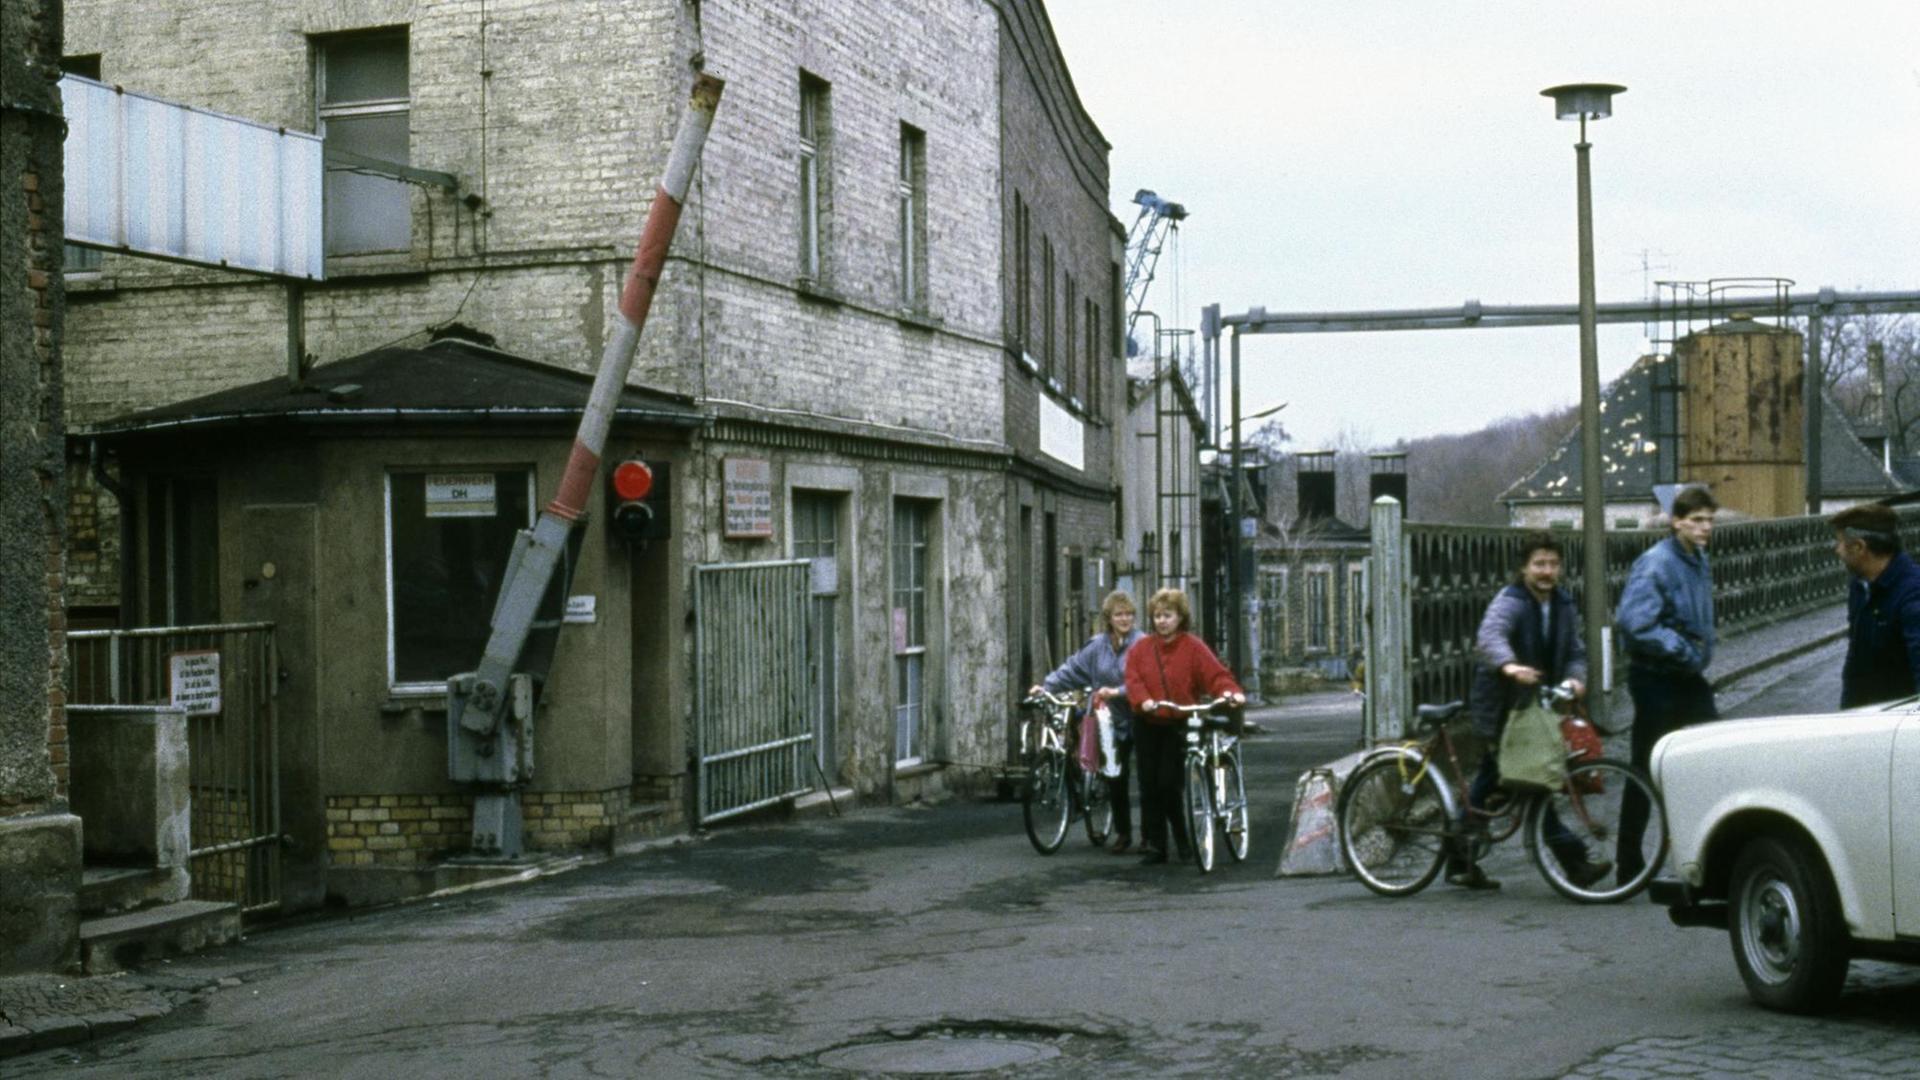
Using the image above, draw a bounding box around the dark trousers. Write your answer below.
[1454,753,1585,868]
[1134,722,1189,855]
[1619,666,1717,875]
[1106,736,1134,840]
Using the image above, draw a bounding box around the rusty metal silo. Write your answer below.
[1675,313,1804,519]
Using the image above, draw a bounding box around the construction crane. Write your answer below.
[1122,188,1187,356]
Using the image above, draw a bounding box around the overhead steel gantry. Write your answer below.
[1199,286,1920,691]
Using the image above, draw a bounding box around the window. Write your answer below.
[892,500,934,764]
[1042,239,1056,379]
[1086,299,1100,416]
[59,55,103,274]
[385,469,536,689]
[1066,552,1086,646]
[317,30,412,255]
[1348,566,1366,655]
[1064,275,1078,398]
[793,491,844,781]
[1014,194,1031,349]
[1306,567,1331,651]
[798,73,831,283]
[897,124,927,311]
[145,475,219,625]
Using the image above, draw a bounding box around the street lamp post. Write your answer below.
[1543,82,1624,727]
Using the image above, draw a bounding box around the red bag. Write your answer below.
[1561,714,1604,793]
[1076,700,1102,776]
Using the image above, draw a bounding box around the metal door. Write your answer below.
[693,560,813,823]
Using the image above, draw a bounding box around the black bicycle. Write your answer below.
[1018,688,1112,854]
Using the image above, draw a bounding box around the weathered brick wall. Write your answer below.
[2,0,67,810]
[996,0,1117,485]
[325,788,636,867]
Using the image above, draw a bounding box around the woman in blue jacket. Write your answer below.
[1032,591,1145,853]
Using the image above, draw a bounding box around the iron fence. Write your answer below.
[65,623,283,914]
[1372,507,1920,740]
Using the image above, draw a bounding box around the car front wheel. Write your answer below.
[1728,834,1849,1014]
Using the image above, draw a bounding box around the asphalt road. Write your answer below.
[12,685,1918,1078]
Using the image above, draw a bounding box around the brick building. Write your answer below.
[996,0,1124,695]
[57,1,1121,909]
[1,0,81,972]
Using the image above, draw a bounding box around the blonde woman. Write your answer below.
[1031,591,1145,853]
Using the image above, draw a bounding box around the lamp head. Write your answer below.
[1542,83,1626,121]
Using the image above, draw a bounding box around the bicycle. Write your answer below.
[1335,686,1667,903]
[1161,699,1250,874]
[1017,688,1112,854]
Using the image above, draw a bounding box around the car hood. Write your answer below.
[1652,700,1915,783]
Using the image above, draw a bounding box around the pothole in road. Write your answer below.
[814,1021,1089,1075]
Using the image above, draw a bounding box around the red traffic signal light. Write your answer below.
[611,459,654,501]
[607,459,667,544]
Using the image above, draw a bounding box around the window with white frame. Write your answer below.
[897,123,927,311]
[317,29,412,256]
[892,499,934,764]
[798,73,831,284]
[385,469,536,690]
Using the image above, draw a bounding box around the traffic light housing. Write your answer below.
[608,458,669,544]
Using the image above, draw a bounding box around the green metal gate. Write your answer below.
[693,560,814,823]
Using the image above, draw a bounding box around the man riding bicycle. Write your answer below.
[1455,533,1611,891]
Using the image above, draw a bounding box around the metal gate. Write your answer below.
[693,560,813,823]
[66,623,284,914]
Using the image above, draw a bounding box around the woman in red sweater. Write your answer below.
[1123,588,1245,865]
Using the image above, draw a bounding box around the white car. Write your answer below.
[1649,702,1920,1013]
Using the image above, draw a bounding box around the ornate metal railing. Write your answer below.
[1367,503,1920,741]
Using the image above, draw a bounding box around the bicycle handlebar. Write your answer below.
[1020,688,1084,710]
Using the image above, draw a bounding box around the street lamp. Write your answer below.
[1543,82,1624,727]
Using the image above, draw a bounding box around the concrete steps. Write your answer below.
[79,900,240,974]
[79,866,181,915]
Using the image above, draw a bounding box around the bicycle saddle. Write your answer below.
[1413,701,1465,730]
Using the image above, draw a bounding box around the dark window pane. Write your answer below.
[389,471,531,685]
[323,36,409,103]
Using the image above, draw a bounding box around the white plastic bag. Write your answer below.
[1094,702,1120,778]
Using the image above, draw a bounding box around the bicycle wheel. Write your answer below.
[1222,750,1250,862]
[1527,757,1667,903]
[1023,748,1072,854]
[1081,767,1113,846]
[1336,752,1449,897]
[1185,758,1216,873]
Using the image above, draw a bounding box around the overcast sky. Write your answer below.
[1046,0,1920,450]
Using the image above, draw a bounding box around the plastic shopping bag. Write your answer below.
[1094,702,1120,778]
[1497,697,1568,791]
[1077,701,1102,776]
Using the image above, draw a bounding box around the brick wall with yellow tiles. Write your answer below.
[325,788,631,866]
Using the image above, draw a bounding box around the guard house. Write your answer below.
[85,335,705,909]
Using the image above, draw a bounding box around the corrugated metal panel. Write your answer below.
[61,75,324,280]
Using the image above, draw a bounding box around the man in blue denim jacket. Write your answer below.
[1614,485,1719,881]
[1831,502,1920,708]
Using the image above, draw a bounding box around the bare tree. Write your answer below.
[1807,312,1919,456]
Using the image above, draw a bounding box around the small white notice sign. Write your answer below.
[565,595,598,624]
[425,473,497,518]
[169,650,221,716]
[723,457,774,539]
